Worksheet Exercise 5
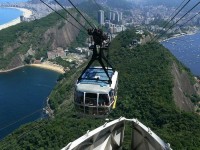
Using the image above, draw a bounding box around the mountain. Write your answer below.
[0,26,200,149]
[105,0,133,9]
[0,9,86,70]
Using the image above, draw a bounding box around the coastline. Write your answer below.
[160,29,200,42]
[0,65,25,73]
[0,62,65,74]
[0,7,32,30]
[29,62,65,74]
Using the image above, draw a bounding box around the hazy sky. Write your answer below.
[0,0,28,2]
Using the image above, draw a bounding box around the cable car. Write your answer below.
[74,67,118,115]
[74,29,118,116]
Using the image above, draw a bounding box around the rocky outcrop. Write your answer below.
[172,62,195,112]
[43,17,81,50]
[7,54,25,69]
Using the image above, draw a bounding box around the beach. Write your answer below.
[0,7,32,30]
[0,61,65,74]
[29,62,65,74]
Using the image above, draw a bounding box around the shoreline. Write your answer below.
[29,62,65,74]
[0,62,65,74]
[0,7,32,30]
[160,29,200,42]
[0,65,25,73]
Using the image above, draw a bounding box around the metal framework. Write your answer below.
[78,29,114,84]
[61,117,172,150]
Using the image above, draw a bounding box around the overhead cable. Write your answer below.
[168,0,187,20]
[0,120,47,149]
[40,0,87,35]
[179,11,200,28]
[54,0,88,31]
[92,0,102,10]
[68,0,95,28]
[162,0,191,30]
[151,0,191,41]
[0,108,42,132]
[155,1,200,41]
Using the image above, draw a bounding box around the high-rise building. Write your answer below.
[115,11,120,22]
[98,10,104,25]
[109,11,112,20]
[119,12,123,21]
[112,12,116,21]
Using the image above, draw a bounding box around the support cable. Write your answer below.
[40,0,87,35]
[54,0,88,31]
[151,0,191,41]
[68,0,95,28]
[92,0,102,10]
[168,0,187,21]
[161,0,191,30]
[0,121,47,150]
[0,108,42,132]
[179,11,200,28]
[154,1,200,41]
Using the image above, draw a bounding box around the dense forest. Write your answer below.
[0,27,200,149]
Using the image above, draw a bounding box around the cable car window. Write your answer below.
[109,90,114,103]
[99,94,109,106]
[76,91,84,103]
[85,93,97,105]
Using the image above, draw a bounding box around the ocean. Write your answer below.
[0,7,23,25]
[0,67,60,139]
[162,32,200,76]
[0,0,29,25]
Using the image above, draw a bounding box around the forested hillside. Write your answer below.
[0,9,86,70]
[0,28,200,150]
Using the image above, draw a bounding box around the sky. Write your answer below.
[0,0,28,2]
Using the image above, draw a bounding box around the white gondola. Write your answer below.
[74,28,118,116]
[74,67,118,115]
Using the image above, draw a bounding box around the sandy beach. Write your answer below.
[0,7,32,30]
[0,61,65,74]
[29,62,65,74]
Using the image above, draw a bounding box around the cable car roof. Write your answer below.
[76,67,118,94]
[76,84,110,94]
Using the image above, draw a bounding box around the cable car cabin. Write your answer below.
[74,67,118,116]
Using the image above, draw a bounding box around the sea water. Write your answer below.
[162,32,200,76]
[0,8,23,25]
[0,0,29,25]
[0,67,60,139]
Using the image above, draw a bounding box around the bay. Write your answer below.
[162,32,200,76]
[0,66,60,139]
[0,7,23,25]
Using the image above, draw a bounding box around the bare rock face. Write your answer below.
[172,62,195,112]
[1,15,84,70]
[44,18,81,50]
[7,54,25,69]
